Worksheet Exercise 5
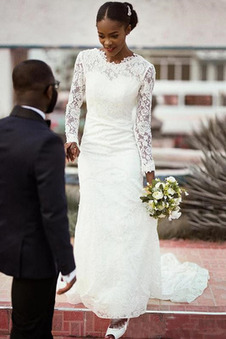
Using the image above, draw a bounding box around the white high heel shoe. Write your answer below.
[105,319,129,339]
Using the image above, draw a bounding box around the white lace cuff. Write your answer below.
[142,160,155,174]
[66,133,79,144]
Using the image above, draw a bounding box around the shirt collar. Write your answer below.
[21,105,45,120]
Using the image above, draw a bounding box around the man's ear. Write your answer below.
[46,85,53,100]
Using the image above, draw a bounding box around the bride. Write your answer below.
[62,2,209,338]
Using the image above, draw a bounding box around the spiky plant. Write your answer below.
[188,116,226,151]
[183,115,226,241]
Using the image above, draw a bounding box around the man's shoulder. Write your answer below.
[0,115,16,132]
[38,128,63,147]
[0,116,11,125]
[0,114,63,148]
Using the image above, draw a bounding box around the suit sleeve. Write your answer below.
[34,133,75,275]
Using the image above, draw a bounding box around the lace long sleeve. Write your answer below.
[65,52,85,144]
[134,65,155,174]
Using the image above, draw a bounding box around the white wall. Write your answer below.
[0,0,226,48]
[0,49,12,118]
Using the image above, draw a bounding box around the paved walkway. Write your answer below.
[1,239,226,338]
[1,239,225,312]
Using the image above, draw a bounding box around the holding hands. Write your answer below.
[65,142,80,162]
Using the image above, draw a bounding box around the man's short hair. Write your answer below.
[12,59,54,92]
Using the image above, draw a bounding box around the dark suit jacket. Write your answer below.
[0,106,75,279]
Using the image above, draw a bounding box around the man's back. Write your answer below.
[0,107,73,279]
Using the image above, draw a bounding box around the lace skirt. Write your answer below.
[65,148,209,318]
[66,148,162,318]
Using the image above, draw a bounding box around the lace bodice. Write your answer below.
[65,48,155,173]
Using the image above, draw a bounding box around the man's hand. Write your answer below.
[57,276,76,295]
[64,142,80,162]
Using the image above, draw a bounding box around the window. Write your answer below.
[168,65,175,80]
[201,64,207,81]
[185,95,212,106]
[155,64,161,80]
[221,94,226,106]
[217,64,224,81]
[163,95,178,105]
[151,56,191,81]
[182,65,190,80]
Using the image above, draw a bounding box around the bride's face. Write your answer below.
[97,18,131,60]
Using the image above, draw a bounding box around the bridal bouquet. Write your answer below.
[140,176,188,220]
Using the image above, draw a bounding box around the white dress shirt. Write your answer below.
[22,105,46,119]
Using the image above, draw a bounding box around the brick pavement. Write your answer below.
[1,239,226,338]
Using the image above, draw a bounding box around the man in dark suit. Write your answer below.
[0,60,76,339]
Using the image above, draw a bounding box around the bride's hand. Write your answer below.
[64,142,80,162]
[146,171,155,185]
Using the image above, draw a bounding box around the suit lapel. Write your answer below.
[10,105,51,128]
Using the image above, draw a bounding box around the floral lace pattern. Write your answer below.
[65,48,155,173]
[135,66,155,173]
[65,53,85,145]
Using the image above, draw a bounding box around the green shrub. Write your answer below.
[66,190,78,237]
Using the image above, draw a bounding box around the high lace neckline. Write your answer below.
[98,49,137,65]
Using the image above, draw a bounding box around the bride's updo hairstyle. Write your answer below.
[96,2,138,31]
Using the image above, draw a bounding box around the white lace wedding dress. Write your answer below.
[64,48,209,318]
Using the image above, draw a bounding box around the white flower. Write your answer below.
[155,182,165,189]
[185,191,189,196]
[166,176,176,183]
[167,188,175,195]
[152,191,163,200]
[148,200,155,210]
[174,197,181,204]
[157,203,165,211]
[169,210,182,220]
[158,214,166,219]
